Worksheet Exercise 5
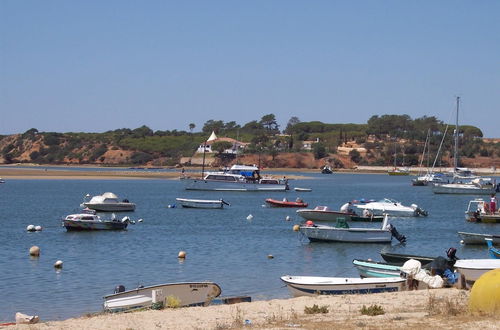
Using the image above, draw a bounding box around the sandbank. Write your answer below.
[7,288,498,329]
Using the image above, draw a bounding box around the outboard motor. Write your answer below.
[114,285,125,293]
[122,199,129,203]
[389,224,407,243]
[411,204,428,216]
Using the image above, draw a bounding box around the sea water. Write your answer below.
[0,173,498,321]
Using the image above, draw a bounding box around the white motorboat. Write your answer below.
[432,178,497,195]
[62,213,132,231]
[176,198,229,209]
[184,164,288,191]
[294,187,312,192]
[280,275,406,297]
[299,215,406,243]
[454,259,500,286]
[103,282,222,311]
[296,206,351,222]
[412,172,448,186]
[457,231,500,245]
[82,192,136,212]
[464,198,500,223]
[354,198,427,217]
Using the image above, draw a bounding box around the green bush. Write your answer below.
[304,304,329,314]
[360,304,385,316]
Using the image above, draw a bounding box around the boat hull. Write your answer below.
[380,252,434,266]
[465,212,500,223]
[184,179,287,191]
[296,209,351,222]
[350,215,384,222]
[63,220,128,231]
[265,199,307,208]
[454,259,500,286]
[457,232,500,245]
[432,183,496,195]
[280,275,406,297]
[83,203,136,212]
[103,282,222,311]
[300,225,392,243]
[353,259,401,278]
[176,198,224,209]
[354,205,417,217]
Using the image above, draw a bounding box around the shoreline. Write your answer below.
[1,165,498,180]
[6,288,497,329]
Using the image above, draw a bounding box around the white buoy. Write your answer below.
[138,219,143,223]
[285,216,291,221]
[54,260,63,269]
[246,214,253,220]
[35,225,42,231]
[26,225,36,232]
[29,246,40,256]
[178,251,186,259]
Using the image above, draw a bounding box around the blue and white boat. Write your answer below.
[486,238,500,259]
[184,164,289,191]
[280,275,406,297]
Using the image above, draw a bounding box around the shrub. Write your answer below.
[360,304,385,316]
[304,304,329,314]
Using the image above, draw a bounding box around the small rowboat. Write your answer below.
[380,251,435,266]
[294,187,312,192]
[454,259,500,286]
[280,275,406,297]
[176,198,230,209]
[265,198,308,208]
[458,231,500,245]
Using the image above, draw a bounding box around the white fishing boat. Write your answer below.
[354,198,427,217]
[458,231,500,245]
[454,259,500,286]
[280,275,406,297]
[103,282,222,311]
[176,198,229,209]
[184,164,288,191]
[299,215,406,243]
[82,192,136,212]
[296,206,351,222]
[62,213,133,231]
[464,198,500,223]
[294,187,312,192]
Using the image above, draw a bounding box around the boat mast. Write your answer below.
[201,141,206,179]
[453,96,460,171]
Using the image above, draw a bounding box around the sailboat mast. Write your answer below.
[454,96,460,170]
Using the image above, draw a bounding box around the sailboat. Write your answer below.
[412,129,448,186]
[432,97,498,194]
[388,143,409,176]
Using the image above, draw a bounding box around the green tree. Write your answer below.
[211,141,233,155]
[284,116,301,133]
[259,114,279,133]
[189,123,196,133]
[349,149,361,163]
[312,143,327,159]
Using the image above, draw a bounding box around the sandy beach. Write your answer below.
[6,288,498,329]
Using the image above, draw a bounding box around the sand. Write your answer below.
[6,288,498,329]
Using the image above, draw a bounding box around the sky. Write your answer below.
[1,1,499,137]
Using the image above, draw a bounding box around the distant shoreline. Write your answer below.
[0,164,498,180]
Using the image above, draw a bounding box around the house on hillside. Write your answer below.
[301,138,320,151]
[196,131,248,154]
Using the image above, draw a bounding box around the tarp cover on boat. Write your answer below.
[400,259,444,288]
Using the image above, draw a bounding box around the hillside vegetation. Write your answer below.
[1,114,499,168]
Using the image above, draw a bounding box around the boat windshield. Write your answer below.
[378,198,399,204]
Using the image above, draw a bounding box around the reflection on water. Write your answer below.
[0,174,498,321]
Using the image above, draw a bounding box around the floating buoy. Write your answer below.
[26,225,36,232]
[460,240,465,244]
[267,254,274,259]
[246,214,253,220]
[469,268,500,314]
[29,246,40,257]
[35,225,42,231]
[293,224,300,232]
[285,216,291,221]
[54,260,63,269]
[138,219,143,223]
[178,251,186,259]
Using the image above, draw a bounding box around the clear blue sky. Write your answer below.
[1,1,499,137]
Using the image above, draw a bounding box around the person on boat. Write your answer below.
[295,197,303,203]
[340,202,353,214]
[490,194,497,214]
[362,209,372,218]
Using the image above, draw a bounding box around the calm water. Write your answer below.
[1,173,498,322]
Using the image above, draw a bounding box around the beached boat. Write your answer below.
[265,198,308,208]
[103,281,222,311]
[176,198,229,209]
[453,259,500,286]
[294,187,312,192]
[352,259,401,278]
[354,198,427,217]
[464,198,500,223]
[62,213,132,231]
[458,231,500,245]
[280,275,406,297]
[184,164,289,191]
[296,206,351,222]
[485,239,500,259]
[299,215,406,244]
[82,192,136,212]
[380,251,435,266]
[321,165,333,174]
